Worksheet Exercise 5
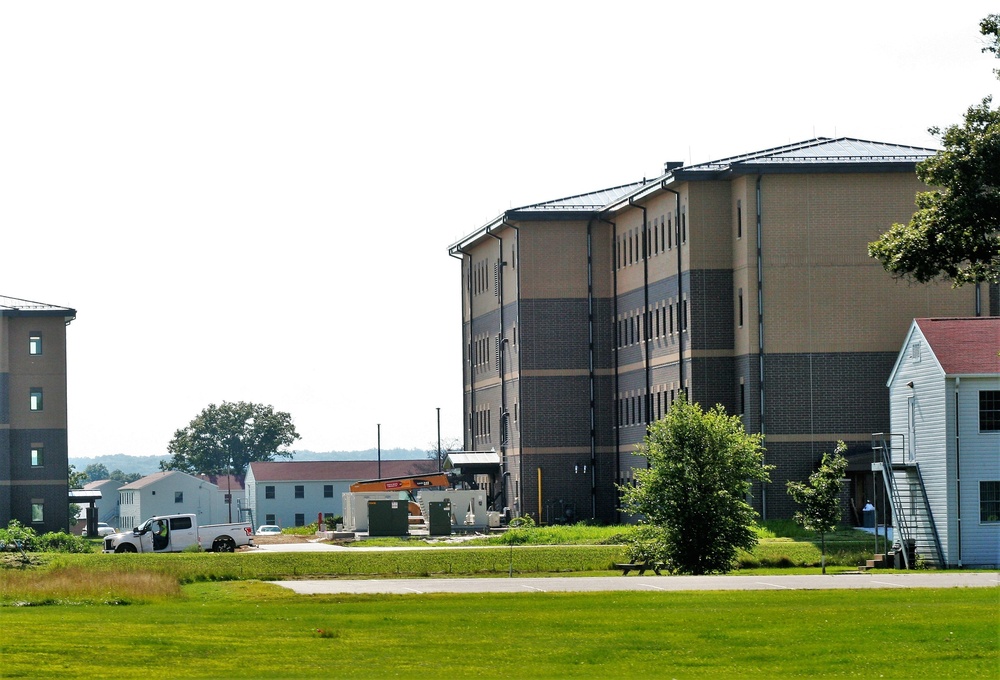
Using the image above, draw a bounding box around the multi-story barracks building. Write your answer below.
[448,137,994,524]
[1,295,76,533]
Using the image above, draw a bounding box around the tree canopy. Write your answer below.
[161,401,300,475]
[786,443,848,574]
[619,396,771,575]
[868,15,1000,286]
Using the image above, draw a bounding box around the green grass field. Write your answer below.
[0,582,995,678]
[1,523,994,678]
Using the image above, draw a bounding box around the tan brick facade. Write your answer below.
[450,139,991,523]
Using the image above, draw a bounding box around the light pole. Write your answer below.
[377,423,381,478]
[436,407,442,472]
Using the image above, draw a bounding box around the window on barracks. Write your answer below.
[29,388,43,411]
[324,485,333,498]
[980,391,1000,432]
[981,481,1000,523]
[31,501,44,523]
[265,485,275,499]
[31,445,44,467]
[29,332,42,355]
[295,485,304,499]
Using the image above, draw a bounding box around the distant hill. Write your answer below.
[69,448,430,476]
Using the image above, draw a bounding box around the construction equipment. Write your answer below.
[349,473,451,494]
[348,473,453,527]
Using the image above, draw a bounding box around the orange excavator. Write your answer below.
[349,473,452,524]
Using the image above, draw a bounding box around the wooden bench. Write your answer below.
[614,562,664,576]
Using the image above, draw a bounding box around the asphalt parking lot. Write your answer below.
[271,571,1000,595]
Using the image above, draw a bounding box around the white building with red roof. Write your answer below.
[245,459,438,529]
[884,317,1000,567]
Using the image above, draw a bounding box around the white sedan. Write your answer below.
[256,525,282,535]
[96,522,117,537]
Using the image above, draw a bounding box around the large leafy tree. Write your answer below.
[83,463,110,482]
[620,396,771,575]
[786,443,849,575]
[109,469,142,484]
[161,401,300,475]
[868,15,1000,286]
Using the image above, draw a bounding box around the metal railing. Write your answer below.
[871,433,945,568]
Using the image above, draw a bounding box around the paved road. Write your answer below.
[271,571,1000,595]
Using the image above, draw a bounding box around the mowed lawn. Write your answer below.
[1,582,996,678]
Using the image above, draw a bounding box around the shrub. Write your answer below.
[622,525,669,565]
[36,532,94,554]
[0,520,38,552]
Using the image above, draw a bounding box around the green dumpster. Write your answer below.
[367,500,409,536]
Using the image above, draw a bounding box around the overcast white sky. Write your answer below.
[2,2,997,458]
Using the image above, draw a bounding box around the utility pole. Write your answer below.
[437,407,442,472]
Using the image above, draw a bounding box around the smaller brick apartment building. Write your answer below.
[448,138,996,524]
[1,295,76,533]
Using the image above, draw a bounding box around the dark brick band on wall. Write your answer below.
[519,298,592,371]
[519,375,593,449]
[506,450,620,524]
[762,352,898,435]
[754,439,868,520]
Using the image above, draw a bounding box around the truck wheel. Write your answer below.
[212,537,236,553]
[115,544,137,553]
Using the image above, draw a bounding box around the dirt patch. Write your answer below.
[251,533,314,545]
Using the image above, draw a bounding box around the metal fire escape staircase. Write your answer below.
[871,434,945,568]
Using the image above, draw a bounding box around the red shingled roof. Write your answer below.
[248,459,439,482]
[915,317,1000,375]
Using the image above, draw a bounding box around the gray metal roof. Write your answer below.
[450,137,937,251]
[675,137,936,175]
[0,295,76,320]
[514,181,648,212]
[448,181,645,253]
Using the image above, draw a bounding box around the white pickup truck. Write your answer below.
[102,514,255,553]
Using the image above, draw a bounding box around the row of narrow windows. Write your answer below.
[617,387,689,427]
[616,299,689,348]
[473,407,492,439]
[470,404,520,442]
[471,259,490,295]
[470,329,518,370]
[615,208,687,270]
[472,335,492,369]
[470,245,519,297]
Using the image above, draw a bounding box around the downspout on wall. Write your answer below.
[499,218,522,517]
[448,248,474,451]
[599,215,620,521]
[755,174,767,520]
[955,376,962,567]
[586,218,597,519]
[661,186,684,391]
[629,198,651,426]
[485,227,509,513]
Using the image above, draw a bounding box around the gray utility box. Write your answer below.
[427,501,452,536]
[367,500,409,537]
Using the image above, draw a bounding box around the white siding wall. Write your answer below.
[958,376,1000,567]
[248,480,355,529]
[889,326,1000,567]
[888,328,952,560]
[118,473,225,531]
